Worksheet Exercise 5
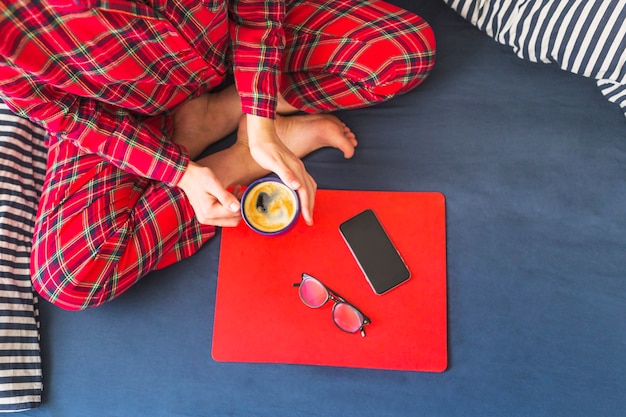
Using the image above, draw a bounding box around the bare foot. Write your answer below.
[239,113,358,159]
[172,85,242,158]
[278,113,357,159]
[193,112,358,190]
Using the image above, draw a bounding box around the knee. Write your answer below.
[30,252,110,311]
[411,18,437,79]
[30,217,125,311]
[370,15,436,95]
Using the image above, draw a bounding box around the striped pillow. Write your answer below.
[0,102,45,411]
[443,0,626,117]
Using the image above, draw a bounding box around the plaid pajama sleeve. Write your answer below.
[229,0,285,118]
[0,0,220,186]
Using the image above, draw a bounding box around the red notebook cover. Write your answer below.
[212,190,447,372]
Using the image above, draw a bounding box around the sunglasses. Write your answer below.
[294,273,371,337]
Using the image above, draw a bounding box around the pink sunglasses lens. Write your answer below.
[299,277,328,308]
[332,302,365,333]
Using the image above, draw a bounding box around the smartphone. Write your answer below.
[339,209,410,295]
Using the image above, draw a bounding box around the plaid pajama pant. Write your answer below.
[26,0,435,309]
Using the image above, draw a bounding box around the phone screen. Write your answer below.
[339,209,410,295]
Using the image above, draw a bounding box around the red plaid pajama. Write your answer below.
[0,0,435,309]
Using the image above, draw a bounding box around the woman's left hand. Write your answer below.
[246,114,317,225]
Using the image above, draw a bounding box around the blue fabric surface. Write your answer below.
[22,0,626,416]
[441,0,626,118]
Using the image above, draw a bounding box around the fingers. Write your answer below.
[276,167,301,190]
[177,162,242,227]
[276,166,317,226]
[295,174,317,226]
[194,198,241,227]
[208,180,241,213]
[196,179,241,226]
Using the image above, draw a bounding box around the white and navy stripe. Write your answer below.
[444,0,626,116]
[0,103,45,411]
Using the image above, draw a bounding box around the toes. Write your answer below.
[342,145,356,159]
[338,133,357,159]
[343,126,357,146]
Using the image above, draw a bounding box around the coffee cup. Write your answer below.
[241,177,300,235]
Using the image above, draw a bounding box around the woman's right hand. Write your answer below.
[176,161,242,226]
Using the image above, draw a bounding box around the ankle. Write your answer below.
[210,86,244,128]
[277,93,299,115]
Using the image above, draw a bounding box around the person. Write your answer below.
[0,0,435,310]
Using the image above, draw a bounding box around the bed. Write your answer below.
[2,0,625,415]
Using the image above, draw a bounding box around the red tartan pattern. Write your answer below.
[281,0,436,112]
[32,140,214,310]
[0,0,435,309]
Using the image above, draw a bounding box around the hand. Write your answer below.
[176,161,242,226]
[246,115,317,225]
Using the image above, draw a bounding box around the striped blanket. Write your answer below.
[0,103,45,411]
[443,0,626,117]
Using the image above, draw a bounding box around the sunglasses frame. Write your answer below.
[294,273,371,337]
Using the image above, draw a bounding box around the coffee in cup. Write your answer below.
[241,177,300,235]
